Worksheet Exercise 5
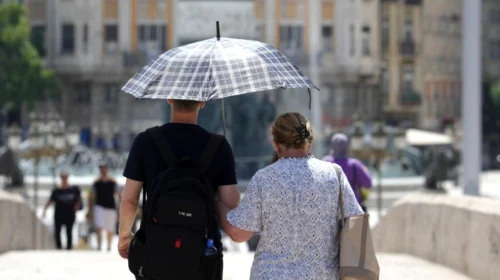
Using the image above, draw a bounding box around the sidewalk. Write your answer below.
[0,251,474,280]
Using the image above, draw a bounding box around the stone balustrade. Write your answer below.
[0,190,54,254]
[372,194,500,280]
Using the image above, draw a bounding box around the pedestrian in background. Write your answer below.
[42,171,82,250]
[322,133,372,212]
[90,162,119,251]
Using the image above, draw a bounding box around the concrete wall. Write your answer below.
[0,190,54,254]
[372,194,500,280]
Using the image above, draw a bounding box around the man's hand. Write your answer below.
[118,233,133,259]
[118,178,142,259]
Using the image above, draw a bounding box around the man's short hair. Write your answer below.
[171,100,202,112]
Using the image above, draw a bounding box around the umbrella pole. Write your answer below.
[221,98,227,137]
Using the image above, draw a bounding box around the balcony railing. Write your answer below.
[400,40,416,56]
[400,89,422,106]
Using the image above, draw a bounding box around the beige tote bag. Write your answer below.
[334,164,380,280]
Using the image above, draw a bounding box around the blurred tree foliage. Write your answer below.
[483,80,500,141]
[0,3,57,110]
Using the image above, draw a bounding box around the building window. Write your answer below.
[382,67,389,105]
[362,26,371,56]
[104,24,119,53]
[104,84,119,103]
[31,25,46,57]
[490,40,500,60]
[404,18,413,42]
[74,83,91,104]
[279,25,304,52]
[83,24,89,53]
[490,10,500,24]
[322,25,333,52]
[403,65,414,91]
[382,14,389,48]
[349,24,355,56]
[138,24,167,55]
[61,24,75,53]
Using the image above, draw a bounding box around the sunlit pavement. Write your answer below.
[3,173,498,279]
[0,251,474,280]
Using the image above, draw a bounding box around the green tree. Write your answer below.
[0,3,57,110]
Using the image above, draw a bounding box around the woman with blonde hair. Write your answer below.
[217,112,364,280]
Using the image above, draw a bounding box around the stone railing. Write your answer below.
[0,190,54,254]
[372,194,500,280]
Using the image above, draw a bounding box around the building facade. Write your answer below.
[420,0,500,130]
[420,0,461,130]
[22,0,254,150]
[380,0,423,126]
[254,0,381,133]
[483,0,500,84]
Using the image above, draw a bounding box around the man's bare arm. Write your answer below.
[119,178,143,238]
[216,197,254,243]
[216,184,253,242]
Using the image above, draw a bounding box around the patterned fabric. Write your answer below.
[121,37,318,101]
[227,156,363,280]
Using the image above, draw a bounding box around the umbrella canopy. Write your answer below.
[121,37,319,101]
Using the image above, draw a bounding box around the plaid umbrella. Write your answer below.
[121,37,319,101]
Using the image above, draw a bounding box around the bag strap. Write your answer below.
[147,126,177,168]
[199,134,225,173]
[333,164,345,226]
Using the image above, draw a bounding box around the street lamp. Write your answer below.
[7,124,22,151]
[350,121,365,150]
[371,122,388,150]
[67,125,80,147]
[393,127,407,151]
[348,121,404,220]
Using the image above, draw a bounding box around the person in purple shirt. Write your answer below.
[322,133,372,212]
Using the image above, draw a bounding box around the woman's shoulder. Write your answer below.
[310,157,338,169]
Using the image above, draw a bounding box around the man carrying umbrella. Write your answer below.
[117,22,318,280]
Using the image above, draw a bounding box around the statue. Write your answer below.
[0,147,24,187]
[421,146,460,189]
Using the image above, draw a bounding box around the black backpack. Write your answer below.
[128,126,224,280]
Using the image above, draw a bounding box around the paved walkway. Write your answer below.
[0,251,474,280]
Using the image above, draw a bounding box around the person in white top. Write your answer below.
[217,112,363,280]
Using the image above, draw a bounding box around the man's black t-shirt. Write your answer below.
[93,180,118,209]
[123,123,238,249]
[50,186,81,222]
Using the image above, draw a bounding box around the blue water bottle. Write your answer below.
[204,239,218,256]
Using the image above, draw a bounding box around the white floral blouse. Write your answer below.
[227,156,363,280]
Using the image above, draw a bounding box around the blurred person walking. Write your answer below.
[42,171,82,250]
[322,133,373,212]
[90,162,119,251]
[218,113,373,280]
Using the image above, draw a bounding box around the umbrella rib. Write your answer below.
[202,40,219,101]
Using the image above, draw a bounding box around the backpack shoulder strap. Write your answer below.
[199,134,225,173]
[147,126,177,167]
[333,164,345,225]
